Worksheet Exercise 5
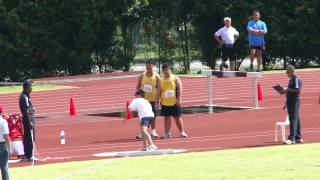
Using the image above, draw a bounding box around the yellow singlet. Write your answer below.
[140,72,158,102]
[160,74,177,106]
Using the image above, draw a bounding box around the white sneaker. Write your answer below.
[136,132,142,139]
[161,132,171,139]
[283,140,295,145]
[180,132,188,138]
[150,131,159,138]
[148,144,158,151]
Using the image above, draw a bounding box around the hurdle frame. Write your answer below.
[202,70,262,113]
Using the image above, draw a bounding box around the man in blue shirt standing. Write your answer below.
[280,65,303,144]
[247,11,267,72]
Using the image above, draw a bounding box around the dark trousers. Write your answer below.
[221,45,235,62]
[0,143,9,180]
[22,116,35,159]
[287,99,302,141]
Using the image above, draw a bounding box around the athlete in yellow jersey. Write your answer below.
[135,61,160,139]
[156,64,187,139]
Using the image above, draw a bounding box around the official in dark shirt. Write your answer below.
[19,80,35,161]
[280,65,303,144]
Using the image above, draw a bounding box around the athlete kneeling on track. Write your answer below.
[127,90,157,151]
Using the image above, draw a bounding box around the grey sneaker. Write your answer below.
[150,131,159,139]
[148,144,158,151]
[161,132,171,139]
[296,139,303,143]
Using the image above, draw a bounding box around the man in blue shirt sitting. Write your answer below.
[247,11,267,72]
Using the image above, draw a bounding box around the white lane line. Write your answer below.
[36,129,320,155]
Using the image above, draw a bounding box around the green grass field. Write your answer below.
[11,143,320,180]
[0,84,75,94]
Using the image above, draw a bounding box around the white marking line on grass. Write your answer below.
[93,149,187,157]
[227,157,320,167]
[55,159,114,180]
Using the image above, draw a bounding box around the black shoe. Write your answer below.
[249,64,254,71]
[219,64,224,71]
[21,156,32,162]
[220,63,229,71]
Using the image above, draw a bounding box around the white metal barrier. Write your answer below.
[202,70,263,113]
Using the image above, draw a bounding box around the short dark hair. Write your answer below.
[162,64,169,70]
[135,90,145,98]
[23,80,32,90]
[252,10,260,15]
[146,60,155,65]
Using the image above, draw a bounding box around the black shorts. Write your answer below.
[149,101,157,117]
[222,44,235,62]
[161,105,181,117]
[250,45,265,50]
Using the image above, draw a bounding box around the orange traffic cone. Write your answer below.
[70,98,77,116]
[257,83,263,101]
[126,100,133,119]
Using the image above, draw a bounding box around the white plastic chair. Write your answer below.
[275,115,290,142]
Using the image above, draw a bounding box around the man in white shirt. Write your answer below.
[0,105,11,180]
[127,90,157,151]
[214,17,239,71]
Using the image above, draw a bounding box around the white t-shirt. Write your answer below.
[214,26,239,44]
[0,116,9,142]
[128,98,154,119]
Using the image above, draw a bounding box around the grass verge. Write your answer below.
[11,143,320,180]
[0,84,75,94]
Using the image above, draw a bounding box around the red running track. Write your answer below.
[1,70,320,165]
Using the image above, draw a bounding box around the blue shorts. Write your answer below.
[140,117,154,127]
[250,45,265,50]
